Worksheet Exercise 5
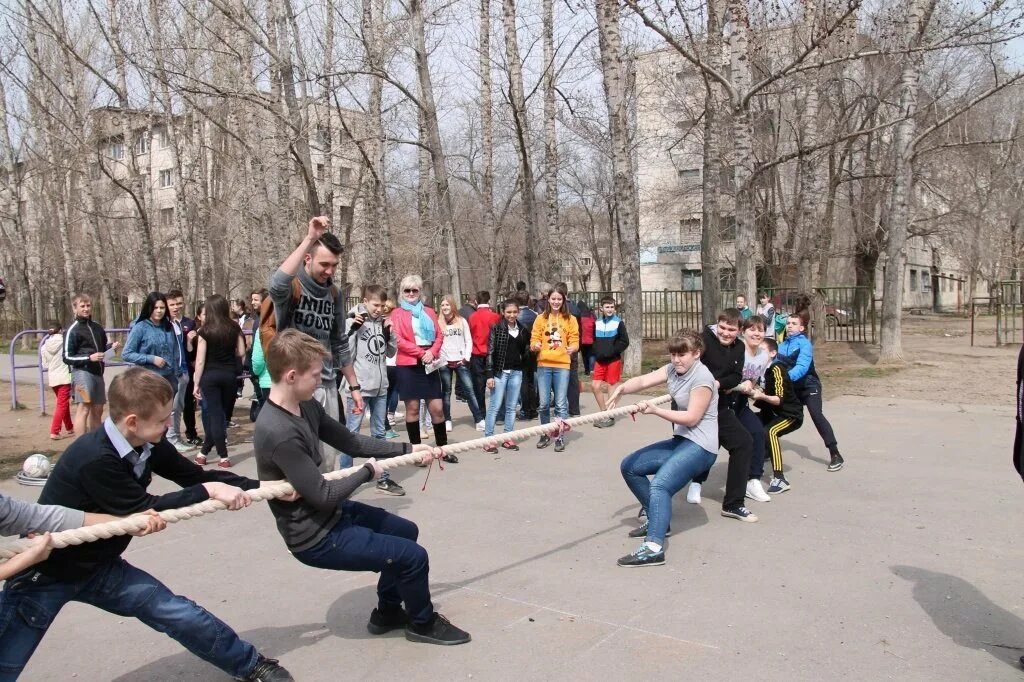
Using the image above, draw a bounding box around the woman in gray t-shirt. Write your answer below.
[607,330,718,567]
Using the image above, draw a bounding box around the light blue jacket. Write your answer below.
[777,332,815,384]
[123,319,182,381]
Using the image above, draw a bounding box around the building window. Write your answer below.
[135,134,149,155]
[158,169,173,188]
[681,268,702,291]
[579,257,593,268]
[89,163,101,180]
[677,169,700,183]
[720,165,736,190]
[679,217,700,242]
[317,126,331,149]
[156,127,170,149]
[338,167,352,185]
[109,141,124,160]
[338,127,352,143]
[909,269,918,292]
[722,216,737,241]
[316,163,325,181]
[160,207,174,228]
[922,274,931,293]
[719,267,736,291]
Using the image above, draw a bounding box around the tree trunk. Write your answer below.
[795,2,821,294]
[480,0,497,289]
[542,0,559,279]
[410,0,462,300]
[502,0,539,285]
[728,0,756,304]
[596,0,642,374]
[880,0,934,362]
[700,0,724,324]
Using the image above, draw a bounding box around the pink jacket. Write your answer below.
[390,306,444,366]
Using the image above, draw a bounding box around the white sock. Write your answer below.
[644,541,663,552]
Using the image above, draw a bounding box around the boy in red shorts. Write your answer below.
[591,296,630,428]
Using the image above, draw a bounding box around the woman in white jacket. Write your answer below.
[437,295,485,431]
[40,323,74,439]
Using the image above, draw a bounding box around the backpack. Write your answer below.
[258,279,339,350]
[581,315,595,345]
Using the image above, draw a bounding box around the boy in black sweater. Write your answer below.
[752,338,803,494]
[0,367,292,682]
[689,309,758,522]
[254,329,471,646]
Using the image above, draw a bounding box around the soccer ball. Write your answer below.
[22,454,51,479]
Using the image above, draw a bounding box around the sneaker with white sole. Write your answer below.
[745,479,771,502]
[767,477,791,494]
[377,478,406,496]
[721,506,758,522]
[172,440,194,454]
[827,452,844,471]
[686,482,702,504]
[617,542,665,567]
[475,420,486,431]
[628,521,671,538]
[445,420,453,432]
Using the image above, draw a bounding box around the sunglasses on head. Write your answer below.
[404,288,420,294]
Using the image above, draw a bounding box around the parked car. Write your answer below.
[771,291,855,327]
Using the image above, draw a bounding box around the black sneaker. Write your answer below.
[827,452,844,471]
[536,434,551,449]
[617,543,665,567]
[721,506,758,523]
[241,655,293,681]
[553,437,566,452]
[186,436,203,446]
[628,521,671,538]
[377,478,406,496]
[405,613,472,646]
[367,606,410,635]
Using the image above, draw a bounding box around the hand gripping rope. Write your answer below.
[0,394,672,564]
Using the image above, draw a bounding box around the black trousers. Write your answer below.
[519,353,539,419]
[567,352,581,416]
[796,377,838,452]
[470,354,488,418]
[200,368,237,458]
[693,405,753,510]
[183,369,198,440]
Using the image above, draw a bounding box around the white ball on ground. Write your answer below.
[23,453,51,479]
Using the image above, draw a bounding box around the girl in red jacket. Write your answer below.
[390,275,456,462]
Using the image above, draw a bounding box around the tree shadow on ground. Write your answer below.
[111,622,333,681]
[892,565,1024,671]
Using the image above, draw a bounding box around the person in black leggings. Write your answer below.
[777,309,844,472]
[193,294,245,468]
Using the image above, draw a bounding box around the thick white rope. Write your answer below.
[0,394,671,564]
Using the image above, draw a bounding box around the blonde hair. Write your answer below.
[398,274,423,296]
[437,294,461,330]
[266,329,330,382]
[109,367,174,421]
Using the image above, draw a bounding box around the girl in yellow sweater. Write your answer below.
[530,283,580,452]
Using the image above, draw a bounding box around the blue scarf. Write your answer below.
[400,299,436,344]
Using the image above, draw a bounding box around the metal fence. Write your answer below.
[996,280,1024,345]
[568,287,875,343]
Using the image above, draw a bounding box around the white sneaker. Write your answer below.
[686,482,702,504]
[172,440,194,453]
[387,412,396,425]
[745,479,771,503]
[475,420,486,431]
[445,420,453,432]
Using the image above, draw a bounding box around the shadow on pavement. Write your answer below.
[892,565,1024,670]
[111,622,332,681]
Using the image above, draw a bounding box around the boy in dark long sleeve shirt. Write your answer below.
[0,367,292,682]
[690,310,758,522]
[254,329,471,646]
[753,339,803,494]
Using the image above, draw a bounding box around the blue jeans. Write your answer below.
[536,366,570,425]
[338,396,389,479]
[439,364,484,423]
[485,370,523,437]
[292,501,434,625]
[0,559,258,680]
[620,436,718,545]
